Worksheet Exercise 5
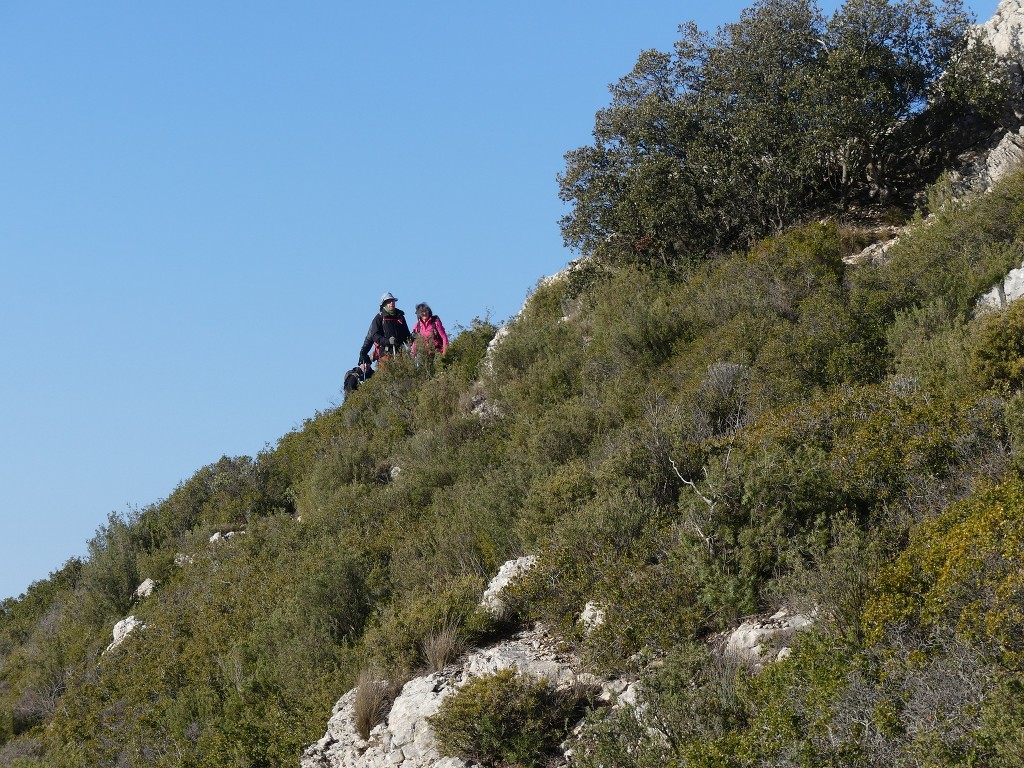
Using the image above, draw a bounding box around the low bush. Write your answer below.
[971,299,1024,392]
[362,575,486,675]
[437,316,497,385]
[429,669,592,767]
[863,476,1024,652]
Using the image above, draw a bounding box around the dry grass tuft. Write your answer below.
[352,669,398,740]
[421,620,464,673]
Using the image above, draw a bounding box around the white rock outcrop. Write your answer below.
[979,259,1024,310]
[134,578,156,599]
[303,555,626,768]
[105,615,144,653]
[304,553,813,768]
[722,609,814,669]
[579,601,606,633]
[301,623,599,768]
[478,555,536,616]
[951,128,1024,195]
[982,0,1024,63]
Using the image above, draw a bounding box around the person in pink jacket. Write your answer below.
[411,302,449,357]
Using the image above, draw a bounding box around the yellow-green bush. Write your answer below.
[972,299,1024,392]
[864,477,1024,652]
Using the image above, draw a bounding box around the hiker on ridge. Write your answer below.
[343,361,373,396]
[358,292,411,366]
[411,302,449,358]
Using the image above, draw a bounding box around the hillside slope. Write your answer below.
[5,1,1024,767]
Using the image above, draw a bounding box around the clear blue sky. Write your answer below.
[0,0,999,601]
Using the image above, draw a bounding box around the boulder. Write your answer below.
[579,601,606,633]
[105,615,144,653]
[478,555,536,616]
[134,578,156,599]
[722,609,814,669]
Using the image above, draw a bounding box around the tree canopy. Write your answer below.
[558,0,1007,268]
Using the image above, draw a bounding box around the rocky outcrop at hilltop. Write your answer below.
[983,0,1024,67]
[949,0,1024,194]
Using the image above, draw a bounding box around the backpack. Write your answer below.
[344,366,366,395]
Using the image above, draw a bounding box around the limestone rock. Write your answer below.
[722,609,814,669]
[979,258,1024,311]
[478,555,536,616]
[951,128,1024,196]
[579,601,606,633]
[844,236,900,266]
[301,624,592,768]
[106,615,144,653]
[982,0,1024,63]
[209,530,241,543]
[134,578,156,599]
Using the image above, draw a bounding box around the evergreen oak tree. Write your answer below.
[558,0,1006,268]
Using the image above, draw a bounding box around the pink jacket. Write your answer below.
[412,315,449,355]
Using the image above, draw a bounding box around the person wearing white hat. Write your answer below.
[358,292,411,366]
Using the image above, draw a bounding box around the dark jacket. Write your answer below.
[358,308,411,364]
[343,365,373,395]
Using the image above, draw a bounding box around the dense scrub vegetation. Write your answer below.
[3,171,1024,766]
[3,1,1024,765]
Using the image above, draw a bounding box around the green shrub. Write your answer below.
[486,278,587,417]
[79,511,145,624]
[517,459,596,547]
[981,678,1024,768]
[971,299,1024,391]
[864,476,1024,652]
[438,316,498,385]
[639,641,749,750]
[569,703,671,768]
[887,298,973,397]
[362,575,486,675]
[511,490,702,669]
[579,267,693,373]
[429,669,591,767]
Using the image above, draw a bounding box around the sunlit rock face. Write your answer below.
[982,0,1024,63]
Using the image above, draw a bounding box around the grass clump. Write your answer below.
[420,620,464,673]
[352,669,400,741]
